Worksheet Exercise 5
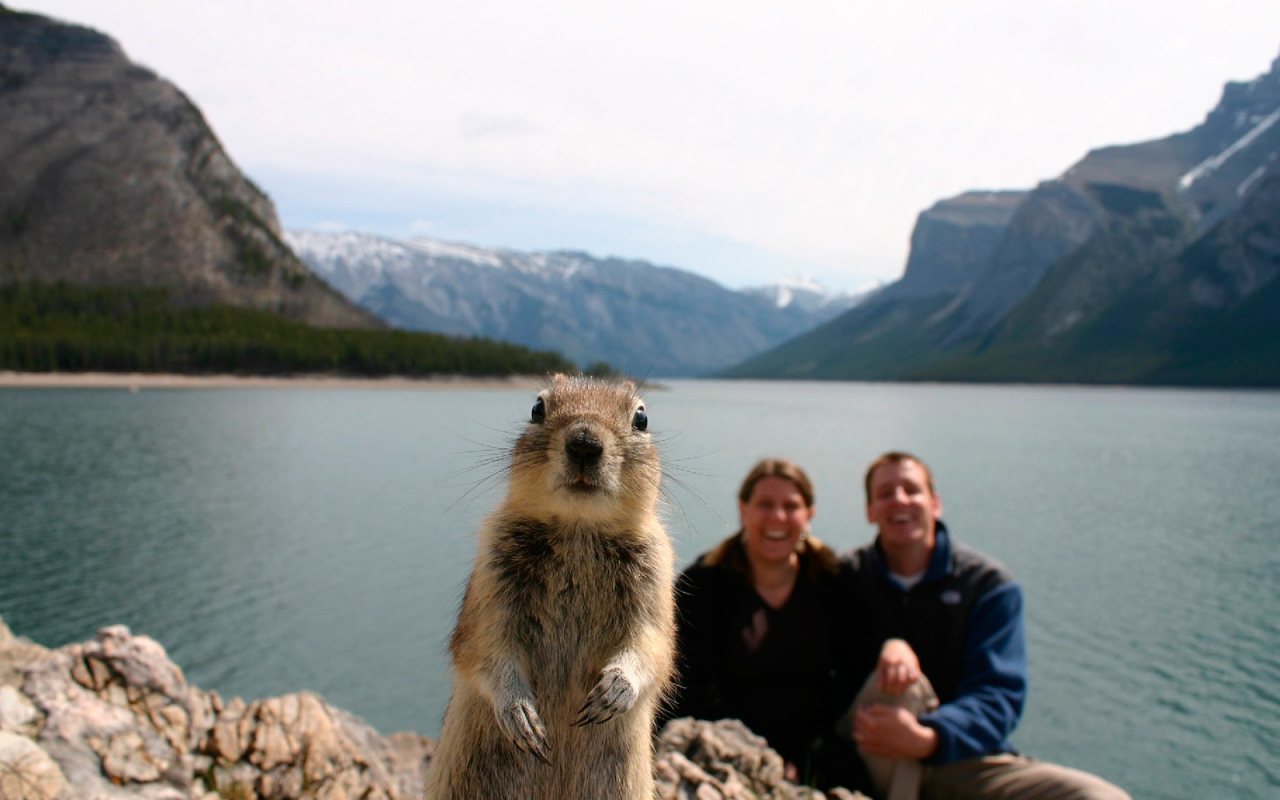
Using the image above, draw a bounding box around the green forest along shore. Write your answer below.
[0,281,582,377]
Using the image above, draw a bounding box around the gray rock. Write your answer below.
[6,619,432,800]
[21,625,213,799]
[0,730,71,800]
[655,718,868,800]
[1,616,854,800]
[0,686,40,737]
[0,616,48,690]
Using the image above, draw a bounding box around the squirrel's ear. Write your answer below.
[619,380,636,392]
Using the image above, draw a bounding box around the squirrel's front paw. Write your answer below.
[497,699,551,764]
[575,666,637,726]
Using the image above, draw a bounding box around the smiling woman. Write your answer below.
[738,466,817,603]
[663,457,871,791]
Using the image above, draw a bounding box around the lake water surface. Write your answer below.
[1,380,1277,799]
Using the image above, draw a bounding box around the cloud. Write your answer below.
[457,114,538,140]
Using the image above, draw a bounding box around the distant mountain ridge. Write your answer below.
[725,49,1280,387]
[287,230,869,377]
[0,5,375,329]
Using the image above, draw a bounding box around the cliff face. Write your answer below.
[887,190,1027,300]
[0,7,377,328]
[940,180,1106,343]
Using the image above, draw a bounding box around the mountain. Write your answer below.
[286,230,868,377]
[0,5,375,328]
[725,50,1280,386]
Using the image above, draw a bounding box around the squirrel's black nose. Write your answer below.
[566,431,604,467]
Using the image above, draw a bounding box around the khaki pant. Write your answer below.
[841,673,1131,800]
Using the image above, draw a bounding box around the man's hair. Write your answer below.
[863,451,936,504]
[737,457,815,508]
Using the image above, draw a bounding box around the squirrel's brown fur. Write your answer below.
[424,374,676,800]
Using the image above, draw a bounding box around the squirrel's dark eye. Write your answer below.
[632,407,648,431]
[531,397,546,424]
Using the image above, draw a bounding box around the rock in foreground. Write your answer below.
[0,617,430,800]
[0,617,861,799]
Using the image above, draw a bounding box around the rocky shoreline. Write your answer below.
[0,617,863,800]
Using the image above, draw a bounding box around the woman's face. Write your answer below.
[739,475,815,566]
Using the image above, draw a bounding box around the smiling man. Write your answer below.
[841,452,1130,800]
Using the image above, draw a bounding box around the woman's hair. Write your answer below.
[737,457,815,508]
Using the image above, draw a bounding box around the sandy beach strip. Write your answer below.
[0,371,544,391]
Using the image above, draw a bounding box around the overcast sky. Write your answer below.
[18,1,1280,291]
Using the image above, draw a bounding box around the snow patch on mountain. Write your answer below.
[744,274,875,312]
[1179,108,1280,191]
[405,237,504,268]
[1237,165,1269,197]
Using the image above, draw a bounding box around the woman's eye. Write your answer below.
[531,397,546,423]
[632,408,648,431]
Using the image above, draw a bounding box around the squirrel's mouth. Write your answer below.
[565,474,599,493]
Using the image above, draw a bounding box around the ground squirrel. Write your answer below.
[424,374,676,800]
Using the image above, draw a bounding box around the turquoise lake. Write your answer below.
[1,379,1277,799]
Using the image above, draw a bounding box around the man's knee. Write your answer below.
[1026,760,1130,800]
[1057,766,1131,800]
[923,754,1130,800]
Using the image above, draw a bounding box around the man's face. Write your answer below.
[865,459,942,553]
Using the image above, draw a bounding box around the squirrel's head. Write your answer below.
[508,374,660,524]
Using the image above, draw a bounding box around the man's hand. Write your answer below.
[853,704,938,760]
[877,638,921,695]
